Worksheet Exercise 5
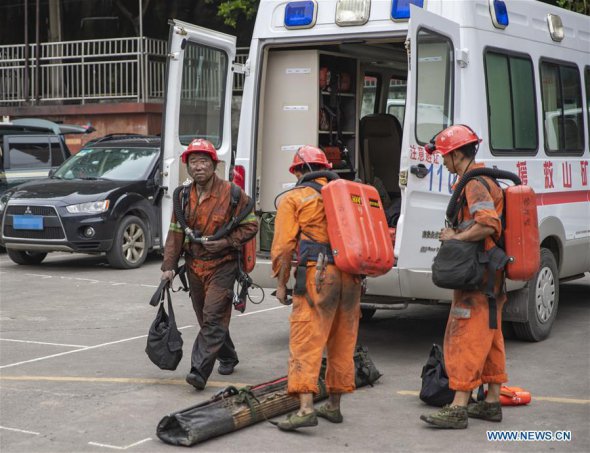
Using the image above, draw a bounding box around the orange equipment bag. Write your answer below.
[241,238,256,274]
[484,386,532,406]
[322,179,394,277]
[504,185,540,281]
[322,146,342,166]
[500,386,532,406]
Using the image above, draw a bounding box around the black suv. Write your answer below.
[0,137,163,269]
[1,118,93,195]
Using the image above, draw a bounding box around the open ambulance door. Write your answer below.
[395,5,461,299]
[161,20,236,243]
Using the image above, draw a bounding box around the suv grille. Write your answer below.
[7,206,57,216]
[3,205,65,240]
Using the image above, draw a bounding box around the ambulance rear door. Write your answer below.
[161,20,236,242]
[396,4,462,299]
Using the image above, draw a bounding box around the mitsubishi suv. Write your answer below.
[0,137,163,269]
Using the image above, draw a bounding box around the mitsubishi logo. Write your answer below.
[24,206,32,215]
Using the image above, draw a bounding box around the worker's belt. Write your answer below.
[294,240,334,295]
[184,247,238,262]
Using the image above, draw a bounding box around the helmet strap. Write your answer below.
[295,149,314,173]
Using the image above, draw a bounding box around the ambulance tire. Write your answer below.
[6,249,47,265]
[512,248,559,342]
[107,215,148,269]
[360,308,376,322]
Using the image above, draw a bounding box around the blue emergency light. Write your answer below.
[490,0,509,28]
[391,0,424,21]
[284,1,317,29]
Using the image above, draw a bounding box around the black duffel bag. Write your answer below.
[431,239,485,291]
[145,283,183,371]
[419,344,454,407]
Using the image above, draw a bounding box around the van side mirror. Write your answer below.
[48,169,56,177]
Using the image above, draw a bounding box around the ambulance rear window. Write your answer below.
[415,28,453,145]
[178,42,228,149]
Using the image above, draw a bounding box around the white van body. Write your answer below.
[162,0,590,341]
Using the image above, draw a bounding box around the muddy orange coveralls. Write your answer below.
[162,174,258,383]
[271,178,361,395]
[444,163,508,392]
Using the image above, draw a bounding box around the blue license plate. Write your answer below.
[13,215,44,230]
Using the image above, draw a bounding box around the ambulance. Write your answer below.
[161,0,590,341]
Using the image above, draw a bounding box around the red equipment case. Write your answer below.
[241,238,256,274]
[322,179,394,276]
[504,185,540,281]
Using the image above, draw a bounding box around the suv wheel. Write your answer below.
[7,250,47,265]
[106,215,148,269]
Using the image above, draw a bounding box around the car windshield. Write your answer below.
[53,147,159,181]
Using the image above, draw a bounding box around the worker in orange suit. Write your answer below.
[420,125,508,429]
[161,139,258,391]
[271,145,361,431]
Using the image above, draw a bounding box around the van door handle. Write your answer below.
[410,164,429,178]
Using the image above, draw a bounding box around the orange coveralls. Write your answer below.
[271,178,361,395]
[162,174,258,381]
[444,163,508,392]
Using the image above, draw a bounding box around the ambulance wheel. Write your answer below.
[513,248,559,342]
[6,250,47,265]
[361,308,376,322]
[107,215,148,269]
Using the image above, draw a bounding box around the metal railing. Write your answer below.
[0,38,250,106]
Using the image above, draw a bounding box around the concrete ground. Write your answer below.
[0,252,589,453]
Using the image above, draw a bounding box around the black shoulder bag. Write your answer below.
[146,283,183,371]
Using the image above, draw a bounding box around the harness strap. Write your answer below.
[294,240,334,296]
[482,246,510,329]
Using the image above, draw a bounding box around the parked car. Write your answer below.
[0,118,94,195]
[0,136,163,269]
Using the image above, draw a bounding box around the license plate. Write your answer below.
[13,215,44,230]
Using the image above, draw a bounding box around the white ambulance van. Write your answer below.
[161,0,590,341]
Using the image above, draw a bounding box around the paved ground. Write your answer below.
[0,252,589,453]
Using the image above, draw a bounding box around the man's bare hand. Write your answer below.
[202,238,230,253]
[276,285,292,306]
[161,270,174,283]
[440,227,457,241]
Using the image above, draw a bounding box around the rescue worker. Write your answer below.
[271,145,362,431]
[161,138,258,390]
[420,125,507,429]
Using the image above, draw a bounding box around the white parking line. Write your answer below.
[88,438,152,450]
[0,300,283,369]
[0,425,40,435]
[0,338,88,348]
[0,326,194,370]
[237,305,287,317]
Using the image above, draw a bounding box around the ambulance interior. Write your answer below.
[255,40,410,258]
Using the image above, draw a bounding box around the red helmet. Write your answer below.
[289,145,332,174]
[425,125,482,156]
[181,138,219,164]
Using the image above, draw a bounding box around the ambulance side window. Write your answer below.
[178,42,229,148]
[484,50,537,154]
[415,28,453,145]
[540,60,584,154]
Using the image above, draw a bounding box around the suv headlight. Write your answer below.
[66,200,110,214]
[0,193,11,213]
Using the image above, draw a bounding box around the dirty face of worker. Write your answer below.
[442,150,461,175]
[188,153,215,186]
